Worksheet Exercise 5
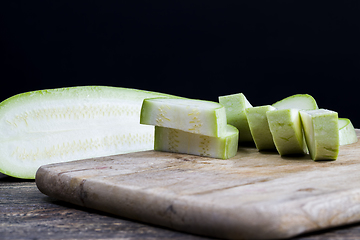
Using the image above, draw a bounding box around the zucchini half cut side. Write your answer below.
[0,86,175,179]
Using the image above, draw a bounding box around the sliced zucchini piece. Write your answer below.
[338,118,358,146]
[300,109,339,160]
[272,94,318,110]
[218,93,253,143]
[246,105,276,151]
[267,109,306,155]
[140,98,227,137]
[154,125,239,159]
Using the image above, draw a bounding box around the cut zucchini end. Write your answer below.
[300,109,339,161]
[246,105,276,151]
[267,109,305,156]
[272,94,318,110]
[218,93,254,143]
[0,86,175,179]
[338,118,358,146]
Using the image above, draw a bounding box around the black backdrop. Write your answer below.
[1,2,360,126]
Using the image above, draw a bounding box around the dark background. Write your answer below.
[1,1,359,126]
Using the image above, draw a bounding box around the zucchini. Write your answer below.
[300,109,339,160]
[154,125,239,159]
[0,86,174,179]
[140,98,227,137]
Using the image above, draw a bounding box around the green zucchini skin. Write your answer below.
[0,86,174,179]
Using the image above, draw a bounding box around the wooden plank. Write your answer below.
[35,131,360,240]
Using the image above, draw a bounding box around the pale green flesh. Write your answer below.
[218,93,253,143]
[141,98,227,137]
[338,118,358,145]
[246,105,276,151]
[272,94,318,110]
[300,109,339,160]
[0,86,174,179]
[267,109,306,155]
[154,125,239,159]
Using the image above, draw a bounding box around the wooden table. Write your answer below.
[2,176,360,240]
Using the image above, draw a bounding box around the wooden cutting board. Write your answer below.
[36,130,360,240]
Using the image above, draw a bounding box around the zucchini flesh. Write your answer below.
[0,86,173,179]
